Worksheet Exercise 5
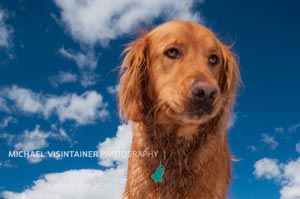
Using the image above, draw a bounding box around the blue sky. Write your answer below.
[0,0,299,199]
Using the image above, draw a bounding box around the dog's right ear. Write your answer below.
[219,45,241,109]
[119,36,148,122]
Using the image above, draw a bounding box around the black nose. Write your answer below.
[191,81,219,105]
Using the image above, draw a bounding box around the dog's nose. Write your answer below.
[191,81,219,105]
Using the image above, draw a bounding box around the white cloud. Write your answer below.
[254,158,300,199]
[280,159,300,199]
[52,91,109,125]
[26,156,44,164]
[53,0,204,46]
[0,85,109,125]
[0,132,15,145]
[275,127,285,133]
[48,71,77,88]
[79,70,99,87]
[274,123,300,134]
[247,145,258,152]
[0,116,17,128]
[2,85,44,113]
[0,7,13,48]
[58,47,97,70]
[2,168,127,199]
[0,160,15,168]
[254,158,281,180]
[2,123,133,199]
[14,125,57,151]
[98,122,132,167]
[228,112,237,129]
[288,123,300,133]
[58,47,99,87]
[0,97,10,112]
[261,133,279,150]
[106,84,119,95]
[296,143,300,154]
[14,125,70,151]
[1,125,71,163]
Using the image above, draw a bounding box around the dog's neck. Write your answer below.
[130,114,226,198]
[146,123,209,160]
[142,112,222,153]
[176,124,199,137]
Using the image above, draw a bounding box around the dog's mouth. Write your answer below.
[181,108,214,123]
[185,100,215,116]
[163,102,217,124]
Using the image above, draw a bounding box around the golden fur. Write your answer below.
[118,20,240,199]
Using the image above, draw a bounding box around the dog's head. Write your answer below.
[119,20,240,125]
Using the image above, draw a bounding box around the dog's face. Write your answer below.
[148,22,226,124]
[119,20,240,125]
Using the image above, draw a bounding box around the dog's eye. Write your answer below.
[208,54,219,66]
[164,48,180,59]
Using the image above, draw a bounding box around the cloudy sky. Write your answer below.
[0,0,299,199]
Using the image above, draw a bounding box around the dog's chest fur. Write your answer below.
[124,123,231,199]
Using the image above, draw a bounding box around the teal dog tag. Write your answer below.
[151,165,165,183]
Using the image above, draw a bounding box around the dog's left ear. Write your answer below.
[219,45,241,108]
[118,36,149,122]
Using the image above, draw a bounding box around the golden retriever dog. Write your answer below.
[119,20,240,199]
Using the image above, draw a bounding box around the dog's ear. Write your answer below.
[119,36,149,122]
[219,45,241,108]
